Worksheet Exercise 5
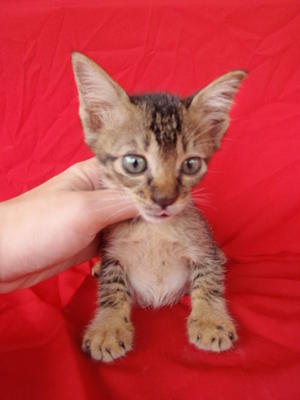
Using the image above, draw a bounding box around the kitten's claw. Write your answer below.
[83,339,91,355]
[82,318,134,362]
[187,314,237,352]
[91,261,101,278]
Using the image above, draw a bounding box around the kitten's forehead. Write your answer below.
[130,93,184,151]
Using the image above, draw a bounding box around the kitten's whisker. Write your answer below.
[194,198,211,204]
[191,190,211,198]
[191,191,208,196]
[192,200,216,211]
[192,201,213,207]
[192,197,212,203]
[191,188,206,195]
[191,195,206,200]
[190,188,215,210]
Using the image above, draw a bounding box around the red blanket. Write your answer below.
[1,1,300,399]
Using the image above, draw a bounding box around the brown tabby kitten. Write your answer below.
[72,52,247,362]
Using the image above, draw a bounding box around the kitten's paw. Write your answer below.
[82,317,134,362]
[91,261,101,278]
[187,315,237,352]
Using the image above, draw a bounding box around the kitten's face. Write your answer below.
[72,53,246,222]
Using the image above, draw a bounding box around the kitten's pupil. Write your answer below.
[182,157,202,175]
[122,155,147,174]
[187,160,193,170]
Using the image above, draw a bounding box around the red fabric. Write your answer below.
[1,1,300,399]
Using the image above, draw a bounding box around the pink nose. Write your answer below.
[151,194,178,208]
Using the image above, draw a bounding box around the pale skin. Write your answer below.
[0,158,138,293]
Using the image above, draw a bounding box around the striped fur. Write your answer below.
[72,52,246,361]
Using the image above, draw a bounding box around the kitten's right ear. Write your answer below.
[72,52,129,148]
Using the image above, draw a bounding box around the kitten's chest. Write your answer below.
[105,219,191,307]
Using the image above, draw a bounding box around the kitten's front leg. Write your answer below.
[187,255,237,352]
[82,258,133,362]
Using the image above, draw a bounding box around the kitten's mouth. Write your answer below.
[142,209,173,222]
[139,199,190,222]
[153,210,171,219]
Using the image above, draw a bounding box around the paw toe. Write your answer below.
[82,320,134,362]
[188,316,237,352]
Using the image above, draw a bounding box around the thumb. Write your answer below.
[79,189,139,234]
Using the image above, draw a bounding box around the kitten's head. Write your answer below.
[72,52,246,222]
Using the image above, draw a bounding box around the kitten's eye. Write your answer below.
[181,157,202,175]
[122,155,147,175]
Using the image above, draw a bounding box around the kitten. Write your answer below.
[72,52,247,362]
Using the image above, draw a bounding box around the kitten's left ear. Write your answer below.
[185,70,247,151]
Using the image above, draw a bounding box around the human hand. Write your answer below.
[0,158,138,293]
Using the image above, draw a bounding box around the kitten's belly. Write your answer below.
[126,241,190,307]
[106,222,190,308]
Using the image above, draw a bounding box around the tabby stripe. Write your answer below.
[102,259,119,269]
[98,258,131,310]
[101,277,126,286]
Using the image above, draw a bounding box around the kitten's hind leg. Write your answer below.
[187,256,237,352]
[83,258,133,362]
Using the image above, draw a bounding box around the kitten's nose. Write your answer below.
[151,194,178,209]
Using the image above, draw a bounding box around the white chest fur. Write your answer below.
[105,217,192,308]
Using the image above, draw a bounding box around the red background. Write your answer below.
[1,1,300,399]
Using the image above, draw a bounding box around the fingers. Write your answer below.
[37,158,102,192]
[81,189,139,233]
[67,158,103,190]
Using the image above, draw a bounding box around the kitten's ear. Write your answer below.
[186,70,247,151]
[72,52,129,148]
